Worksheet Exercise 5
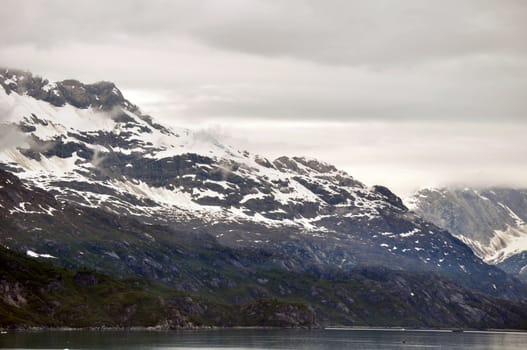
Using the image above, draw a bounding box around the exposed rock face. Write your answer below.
[372,185,407,211]
[500,252,527,280]
[239,299,317,328]
[0,68,131,111]
[409,187,527,279]
[0,280,27,308]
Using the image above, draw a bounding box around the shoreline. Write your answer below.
[325,326,527,334]
[2,326,527,334]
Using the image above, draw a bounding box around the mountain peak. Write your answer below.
[273,156,340,175]
[0,67,133,112]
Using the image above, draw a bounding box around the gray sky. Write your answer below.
[2,0,527,196]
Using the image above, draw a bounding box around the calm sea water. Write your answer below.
[1,328,526,349]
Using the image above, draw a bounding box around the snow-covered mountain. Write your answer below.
[1,68,525,300]
[0,68,375,230]
[408,187,527,279]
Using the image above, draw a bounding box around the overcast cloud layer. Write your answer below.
[1,0,526,195]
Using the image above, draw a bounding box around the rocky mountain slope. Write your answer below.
[0,67,526,309]
[4,244,527,330]
[0,246,317,329]
[408,188,527,280]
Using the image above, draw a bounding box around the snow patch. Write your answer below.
[26,250,56,259]
[400,228,420,238]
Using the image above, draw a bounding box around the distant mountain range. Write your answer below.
[1,68,526,329]
[408,187,527,281]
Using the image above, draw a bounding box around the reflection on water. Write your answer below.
[1,328,526,350]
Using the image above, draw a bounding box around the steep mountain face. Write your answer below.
[408,188,527,279]
[0,68,525,303]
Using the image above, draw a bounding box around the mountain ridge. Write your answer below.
[409,186,527,280]
[1,67,526,308]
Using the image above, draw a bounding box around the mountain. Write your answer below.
[6,244,527,330]
[1,68,527,328]
[4,167,527,329]
[408,187,527,280]
[0,245,317,329]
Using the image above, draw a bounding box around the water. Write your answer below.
[1,328,526,349]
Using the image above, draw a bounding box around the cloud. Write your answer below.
[2,1,526,123]
[0,1,526,192]
[195,0,527,66]
[90,149,107,169]
[0,100,27,150]
[2,1,527,66]
[0,125,27,150]
[208,119,527,196]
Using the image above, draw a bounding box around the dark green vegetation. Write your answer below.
[0,246,316,329]
[2,246,527,330]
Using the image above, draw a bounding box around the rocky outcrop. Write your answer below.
[0,280,27,308]
[239,299,318,328]
[0,68,132,111]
